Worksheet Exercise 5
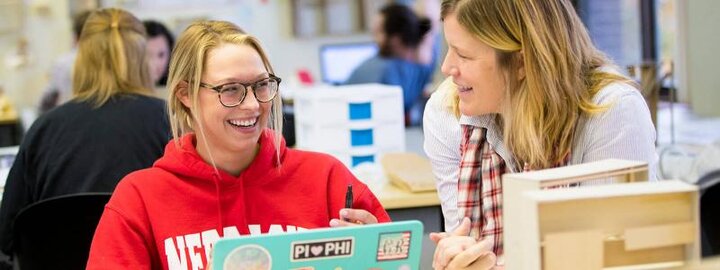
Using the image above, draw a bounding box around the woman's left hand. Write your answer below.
[443,239,498,270]
[329,208,378,227]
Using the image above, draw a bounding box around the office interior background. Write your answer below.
[1,0,720,198]
[0,0,718,175]
[0,0,719,269]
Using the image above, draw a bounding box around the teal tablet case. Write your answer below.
[212,220,424,270]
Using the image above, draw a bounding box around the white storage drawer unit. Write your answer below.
[293,84,405,167]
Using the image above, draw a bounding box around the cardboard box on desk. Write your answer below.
[381,153,436,193]
[503,159,700,270]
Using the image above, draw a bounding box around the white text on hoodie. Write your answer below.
[164,224,308,270]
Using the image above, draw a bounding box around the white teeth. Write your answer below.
[454,82,472,91]
[229,118,257,127]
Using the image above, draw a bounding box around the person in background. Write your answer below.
[425,0,658,269]
[0,7,170,259]
[143,20,174,87]
[345,3,436,125]
[38,10,92,113]
[86,20,390,269]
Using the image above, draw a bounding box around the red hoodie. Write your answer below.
[86,129,390,270]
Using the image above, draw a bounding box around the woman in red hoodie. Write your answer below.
[86,20,391,270]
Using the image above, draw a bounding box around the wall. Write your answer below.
[580,0,642,68]
[0,0,375,110]
[0,0,73,111]
[679,0,720,116]
[109,0,373,89]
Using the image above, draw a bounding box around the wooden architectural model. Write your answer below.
[503,159,700,270]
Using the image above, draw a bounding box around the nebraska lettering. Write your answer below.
[164,224,307,270]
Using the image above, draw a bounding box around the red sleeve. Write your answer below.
[86,180,157,269]
[326,160,391,223]
[353,182,392,223]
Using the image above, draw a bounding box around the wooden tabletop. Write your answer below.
[370,182,440,210]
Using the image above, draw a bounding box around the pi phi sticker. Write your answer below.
[290,237,354,262]
[376,231,411,261]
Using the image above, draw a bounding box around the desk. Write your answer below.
[364,126,439,269]
[373,181,440,210]
[680,256,720,269]
[0,117,20,147]
[373,182,442,270]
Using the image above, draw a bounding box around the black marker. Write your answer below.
[345,184,353,208]
[344,185,353,222]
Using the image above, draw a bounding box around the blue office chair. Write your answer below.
[699,169,720,257]
[12,192,111,270]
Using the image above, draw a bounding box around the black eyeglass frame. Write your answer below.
[199,74,282,108]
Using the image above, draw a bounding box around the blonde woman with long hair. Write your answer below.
[424,0,657,269]
[86,20,389,269]
[0,8,169,259]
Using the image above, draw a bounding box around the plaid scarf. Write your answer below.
[457,125,570,258]
[457,125,508,256]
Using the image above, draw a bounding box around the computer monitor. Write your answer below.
[319,42,378,85]
[0,146,18,188]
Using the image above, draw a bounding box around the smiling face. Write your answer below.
[441,12,506,116]
[181,43,271,160]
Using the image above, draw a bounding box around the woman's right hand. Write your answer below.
[328,208,378,227]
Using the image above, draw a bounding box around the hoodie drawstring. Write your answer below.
[212,172,223,237]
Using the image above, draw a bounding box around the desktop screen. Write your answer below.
[319,42,378,85]
[0,146,18,189]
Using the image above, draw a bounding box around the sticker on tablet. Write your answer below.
[291,237,354,262]
[223,244,272,270]
[376,231,411,261]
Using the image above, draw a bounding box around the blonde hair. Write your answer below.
[166,21,283,166]
[441,0,636,168]
[73,8,153,107]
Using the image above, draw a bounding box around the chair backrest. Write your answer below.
[699,169,720,257]
[12,192,111,270]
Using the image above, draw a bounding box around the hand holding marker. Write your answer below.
[344,184,353,222]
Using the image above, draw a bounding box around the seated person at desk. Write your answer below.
[345,3,436,124]
[143,20,174,89]
[425,0,658,269]
[86,20,390,269]
[0,8,170,258]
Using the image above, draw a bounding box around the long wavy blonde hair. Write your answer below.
[441,0,636,169]
[166,21,283,165]
[73,8,153,107]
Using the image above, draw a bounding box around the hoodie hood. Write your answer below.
[152,128,287,237]
[154,128,286,185]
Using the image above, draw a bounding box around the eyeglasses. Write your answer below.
[199,74,281,107]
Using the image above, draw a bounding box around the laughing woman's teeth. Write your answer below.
[229,119,257,127]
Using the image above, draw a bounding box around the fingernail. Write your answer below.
[329,219,339,226]
[340,209,348,217]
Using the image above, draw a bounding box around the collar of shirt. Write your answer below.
[459,114,520,172]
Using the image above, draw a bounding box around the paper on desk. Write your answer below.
[350,162,387,192]
[381,153,436,193]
